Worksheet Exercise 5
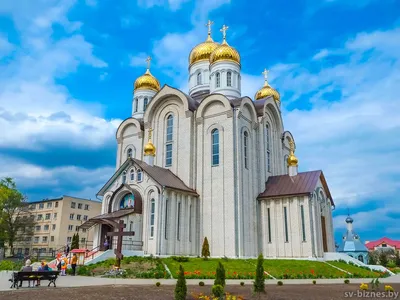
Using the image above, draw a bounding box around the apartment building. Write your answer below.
[14,195,101,257]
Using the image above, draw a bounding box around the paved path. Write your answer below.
[1,271,399,291]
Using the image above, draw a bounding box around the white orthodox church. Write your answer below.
[81,22,336,259]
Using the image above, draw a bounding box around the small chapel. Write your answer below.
[80,21,336,259]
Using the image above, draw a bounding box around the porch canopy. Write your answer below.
[78,208,135,230]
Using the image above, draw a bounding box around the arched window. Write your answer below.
[165,114,173,167]
[134,98,138,113]
[164,199,169,240]
[150,199,155,238]
[227,71,232,87]
[122,171,127,183]
[137,169,143,182]
[127,148,133,159]
[244,131,248,169]
[197,72,202,85]
[119,193,134,209]
[143,98,149,110]
[130,169,135,181]
[284,155,289,174]
[358,255,364,263]
[216,72,220,88]
[266,124,271,172]
[211,129,219,166]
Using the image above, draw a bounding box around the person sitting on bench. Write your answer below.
[18,259,32,287]
[36,261,50,286]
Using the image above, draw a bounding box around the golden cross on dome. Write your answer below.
[146,56,152,70]
[205,20,214,35]
[220,24,229,40]
[262,68,269,81]
[148,127,153,140]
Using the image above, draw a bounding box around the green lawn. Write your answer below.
[327,261,382,278]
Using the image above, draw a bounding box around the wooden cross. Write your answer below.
[146,56,152,70]
[220,24,229,40]
[107,220,135,268]
[205,20,214,34]
[148,127,153,140]
[262,68,269,81]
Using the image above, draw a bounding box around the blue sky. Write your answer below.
[0,0,399,245]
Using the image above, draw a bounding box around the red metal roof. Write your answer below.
[365,237,400,250]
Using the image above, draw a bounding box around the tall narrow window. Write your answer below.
[137,169,142,182]
[189,204,192,242]
[267,207,272,243]
[216,72,220,88]
[300,205,306,242]
[165,115,173,167]
[150,199,155,238]
[211,129,219,166]
[284,155,289,174]
[227,71,232,86]
[244,131,248,169]
[130,169,134,181]
[177,202,181,241]
[197,72,202,85]
[127,148,132,159]
[134,98,138,112]
[143,98,148,110]
[284,206,289,242]
[164,199,168,239]
[266,124,271,172]
[122,171,127,183]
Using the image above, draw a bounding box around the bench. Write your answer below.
[9,271,60,289]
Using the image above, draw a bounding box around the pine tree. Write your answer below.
[75,233,80,249]
[395,251,400,267]
[174,265,187,300]
[201,237,210,260]
[253,253,266,295]
[214,262,226,287]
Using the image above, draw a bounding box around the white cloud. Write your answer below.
[130,52,150,67]
[85,0,97,7]
[274,26,400,208]
[136,0,190,11]
[0,35,14,58]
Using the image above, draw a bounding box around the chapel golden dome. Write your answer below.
[255,69,280,101]
[134,57,160,92]
[287,140,298,167]
[209,25,241,66]
[189,21,219,66]
[144,128,156,156]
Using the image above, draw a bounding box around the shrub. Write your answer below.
[214,262,226,287]
[201,237,210,260]
[212,284,224,298]
[171,256,190,262]
[312,280,316,284]
[156,282,161,287]
[387,261,396,268]
[174,265,187,300]
[199,281,205,286]
[240,282,245,286]
[277,281,283,286]
[253,253,265,294]
[344,279,350,284]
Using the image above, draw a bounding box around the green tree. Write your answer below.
[253,253,266,295]
[201,237,210,260]
[214,262,226,287]
[379,251,388,267]
[395,251,400,267]
[368,253,376,265]
[174,264,187,300]
[0,178,35,256]
[71,233,80,250]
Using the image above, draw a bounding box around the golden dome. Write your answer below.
[189,35,219,66]
[144,128,156,156]
[209,25,240,66]
[134,69,160,92]
[287,140,298,167]
[255,69,280,101]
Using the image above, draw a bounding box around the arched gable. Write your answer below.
[108,184,144,213]
[282,131,295,149]
[144,85,195,124]
[263,98,284,134]
[238,97,257,124]
[196,93,232,119]
[116,118,142,140]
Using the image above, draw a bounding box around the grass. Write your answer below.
[327,261,381,278]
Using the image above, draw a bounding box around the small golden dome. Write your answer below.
[287,140,298,167]
[189,36,219,66]
[134,69,160,92]
[209,25,240,66]
[255,69,280,101]
[144,128,156,156]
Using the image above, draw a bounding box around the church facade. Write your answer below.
[81,22,336,258]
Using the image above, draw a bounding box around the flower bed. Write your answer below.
[327,261,382,278]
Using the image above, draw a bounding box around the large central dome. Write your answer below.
[189,29,219,67]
